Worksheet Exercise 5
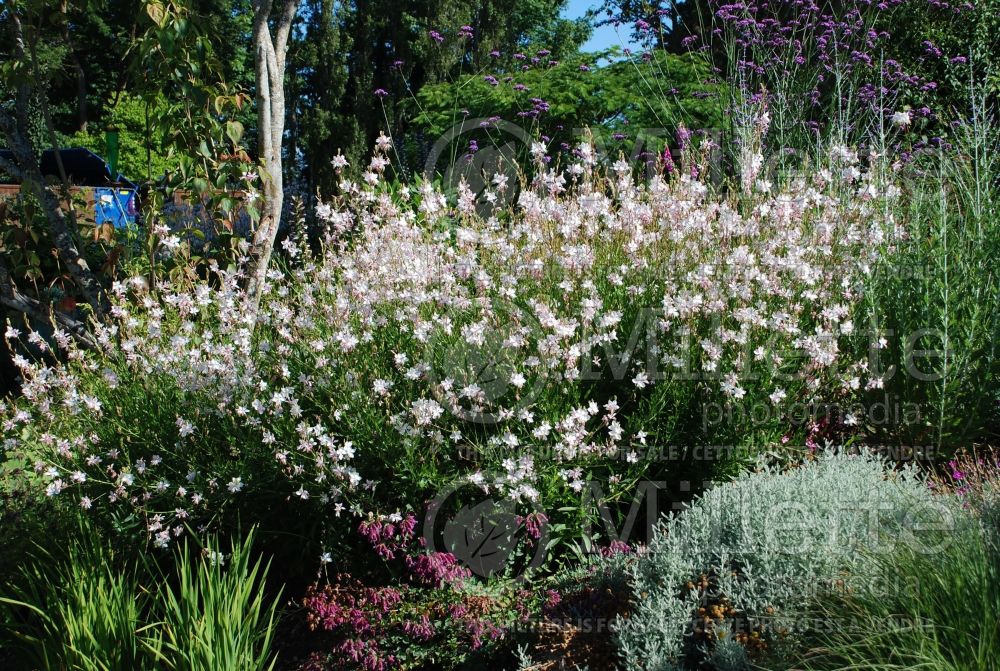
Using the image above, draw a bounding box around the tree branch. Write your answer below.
[0,256,97,349]
[251,0,274,38]
[274,0,298,73]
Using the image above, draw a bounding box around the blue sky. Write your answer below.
[561,0,641,54]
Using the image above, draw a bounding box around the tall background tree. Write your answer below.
[290,0,590,198]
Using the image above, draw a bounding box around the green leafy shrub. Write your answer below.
[409,49,723,165]
[64,92,180,182]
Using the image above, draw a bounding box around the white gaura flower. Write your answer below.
[176,417,195,438]
[205,550,226,567]
[891,110,912,128]
[410,398,444,426]
[632,371,649,389]
[227,477,244,493]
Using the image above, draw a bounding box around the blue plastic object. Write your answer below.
[94,187,138,229]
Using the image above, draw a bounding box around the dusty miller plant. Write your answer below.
[613,450,945,670]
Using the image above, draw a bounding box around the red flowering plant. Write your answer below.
[297,512,555,671]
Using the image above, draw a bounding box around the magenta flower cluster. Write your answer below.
[357,513,471,588]
[302,580,404,671]
[357,514,418,560]
[405,551,472,588]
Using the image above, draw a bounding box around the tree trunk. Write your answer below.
[246,0,298,312]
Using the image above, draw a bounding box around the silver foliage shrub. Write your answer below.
[613,450,947,670]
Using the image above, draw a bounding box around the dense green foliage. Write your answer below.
[0,527,279,671]
[409,49,722,161]
[65,92,178,181]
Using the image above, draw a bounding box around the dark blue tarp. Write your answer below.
[0,147,136,188]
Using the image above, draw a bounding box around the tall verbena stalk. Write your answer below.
[695,0,919,159]
[146,529,281,671]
